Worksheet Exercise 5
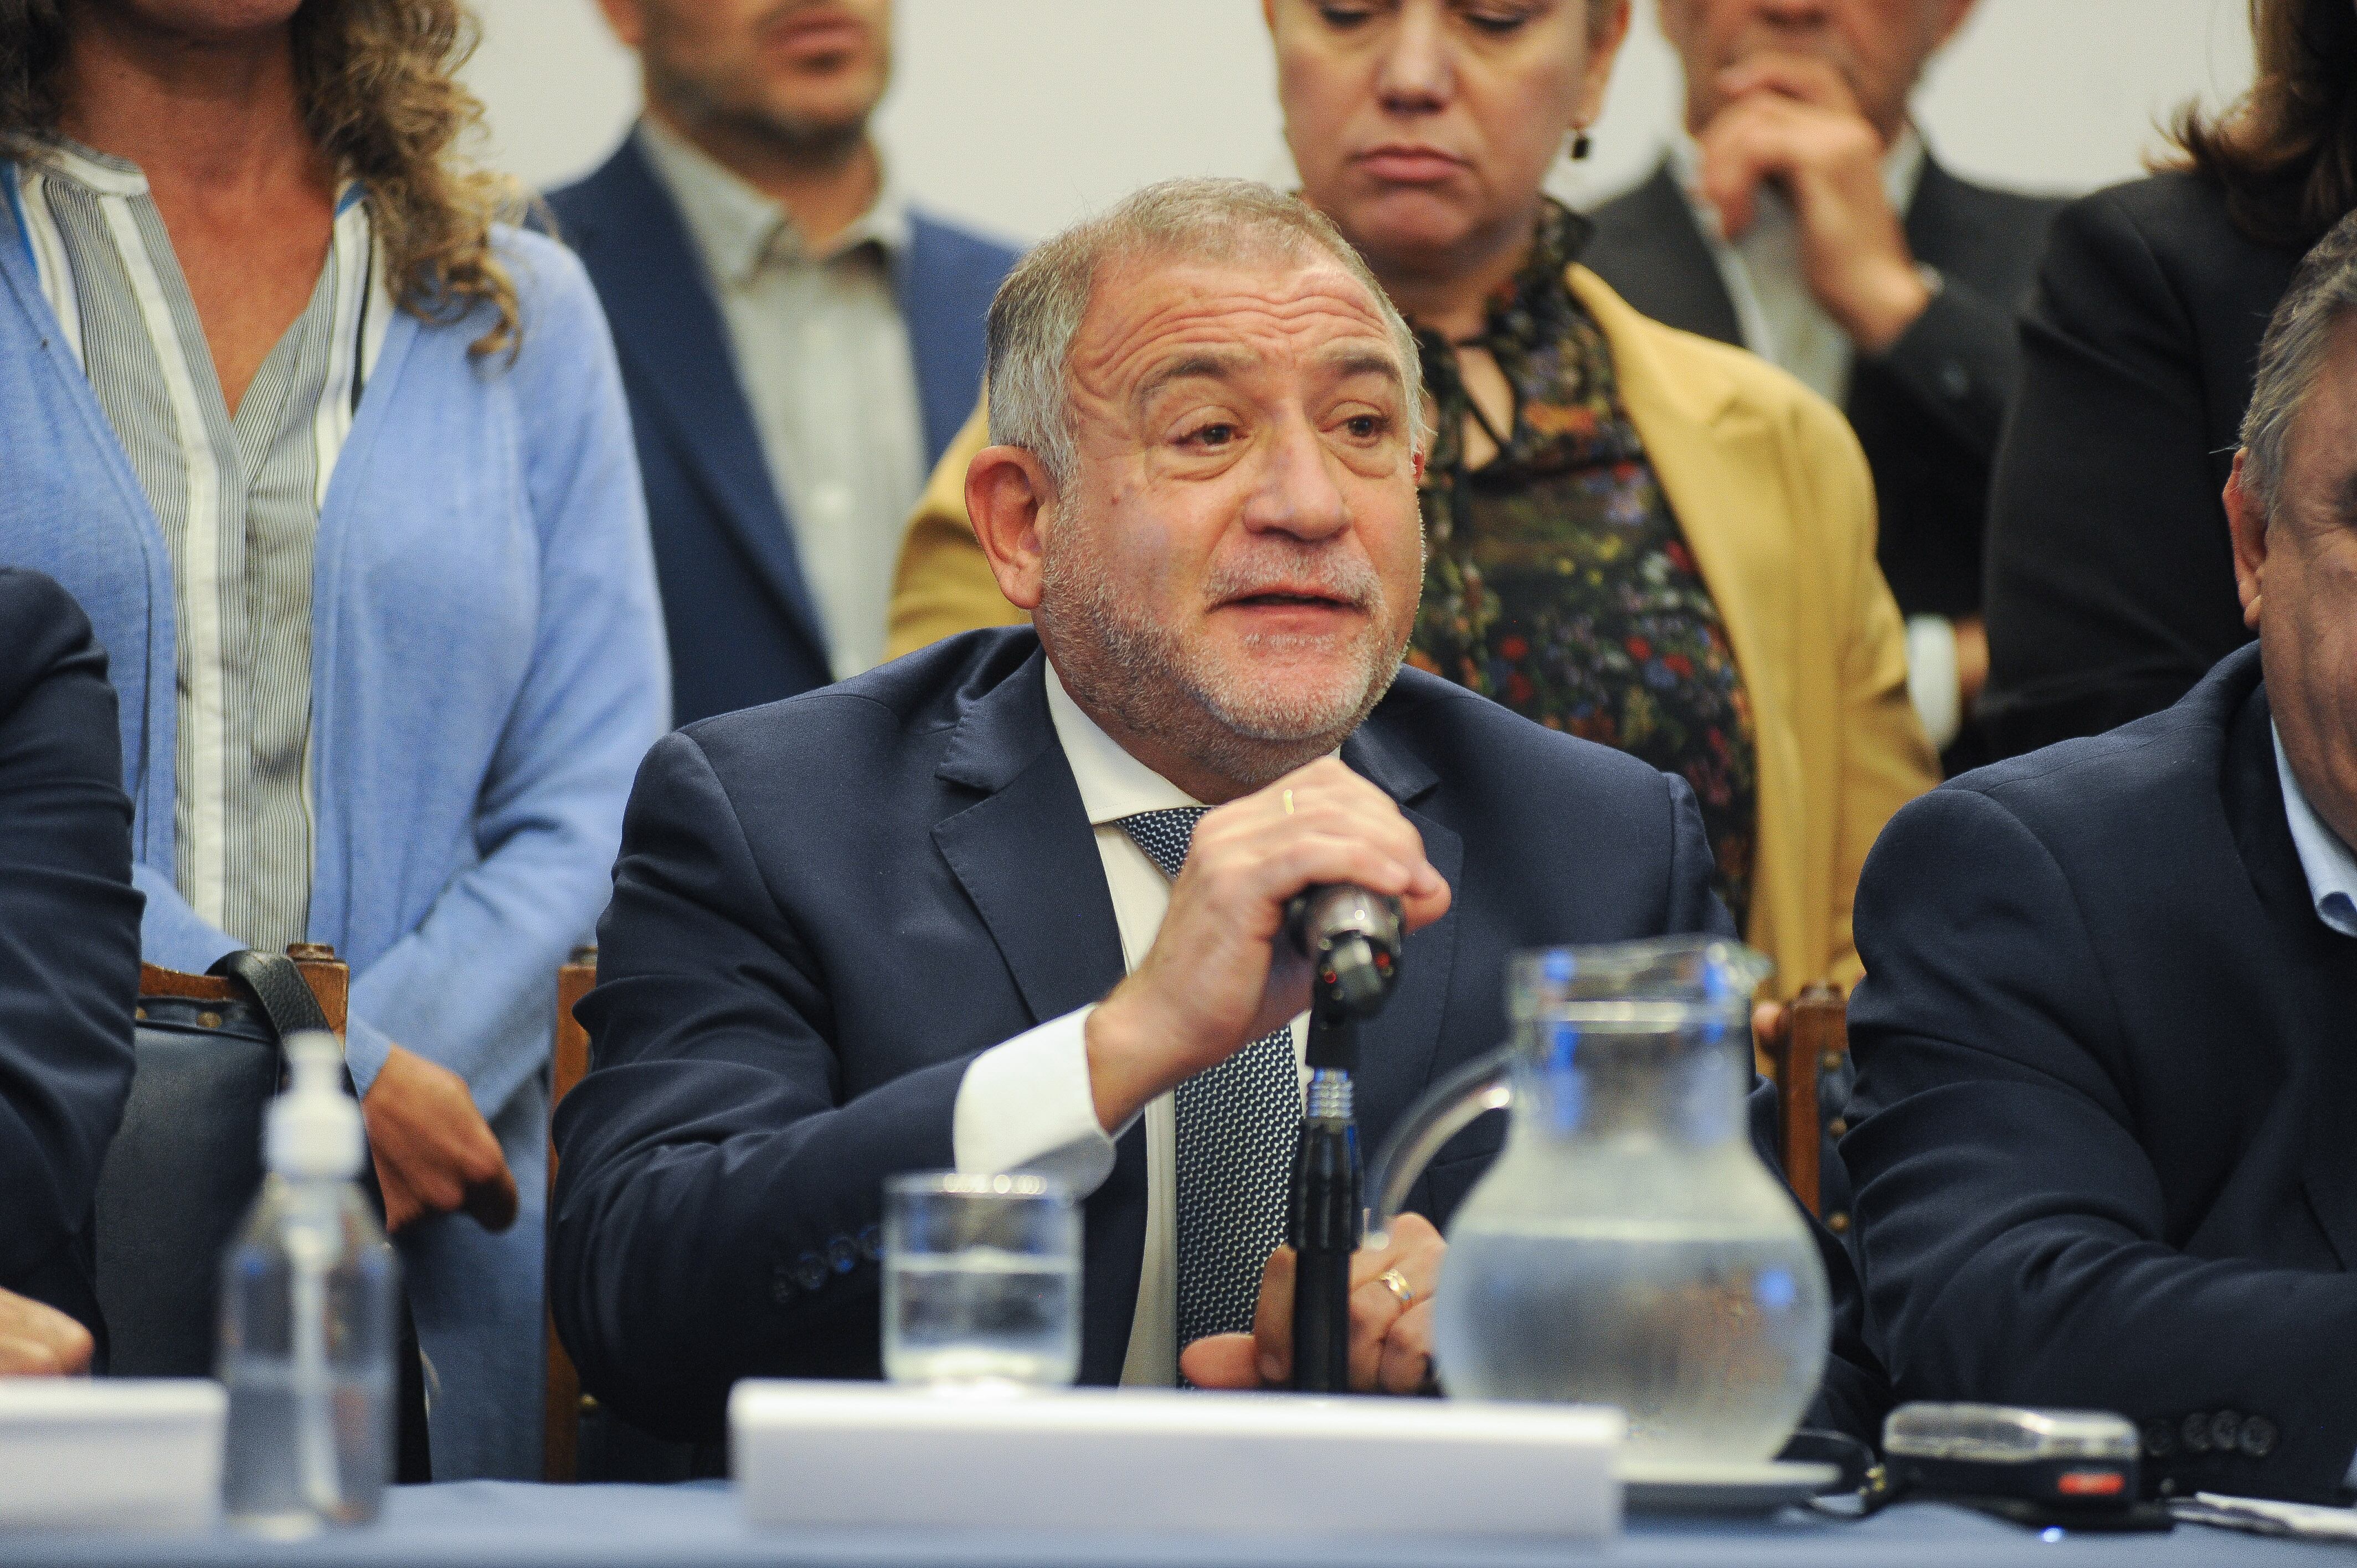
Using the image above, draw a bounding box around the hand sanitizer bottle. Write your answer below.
[219,1031,400,1534]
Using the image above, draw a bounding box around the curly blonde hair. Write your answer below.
[1,0,527,357]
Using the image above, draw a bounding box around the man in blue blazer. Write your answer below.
[550,0,1017,722]
[552,178,1883,1443]
[1845,213,2357,1503]
[0,570,141,1374]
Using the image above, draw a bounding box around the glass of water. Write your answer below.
[883,1172,1080,1389]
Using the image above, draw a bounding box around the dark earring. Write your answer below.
[1570,130,1592,161]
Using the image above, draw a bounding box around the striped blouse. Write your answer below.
[13,138,390,955]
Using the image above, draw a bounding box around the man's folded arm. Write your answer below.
[553,731,982,1438]
[1846,787,2357,1500]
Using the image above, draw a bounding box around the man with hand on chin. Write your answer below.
[552,178,1883,1439]
[1585,0,2058,766]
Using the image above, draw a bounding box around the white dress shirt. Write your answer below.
[2272,724,2357,938]
[951,662,1312,1386]
[636,117,925,680]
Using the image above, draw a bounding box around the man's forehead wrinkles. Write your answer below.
[1071,271,1396,385]
[1081,316,1398,402]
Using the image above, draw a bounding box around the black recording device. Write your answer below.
[1875,1404,2170,1532]
[1283,885,1404,1395]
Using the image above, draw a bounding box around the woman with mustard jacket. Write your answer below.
[887,0,1934,1005]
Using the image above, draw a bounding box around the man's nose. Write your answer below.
[1242,419,1352,541]
[1374,0,1454,114]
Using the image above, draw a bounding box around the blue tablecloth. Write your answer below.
[0,1482,2342,1567]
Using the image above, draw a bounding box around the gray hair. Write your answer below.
[2241,208,2357,512]
[983,177,1427,489]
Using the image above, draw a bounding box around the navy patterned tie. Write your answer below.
[1116,808,1301,1352]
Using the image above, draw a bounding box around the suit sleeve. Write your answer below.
[1845,786,2357,1502]
[0,573,141,1318]
[1980,189,2253,758]
[550,730,977,1441]
[1870,276,2021,463]
[884,396,1028,662]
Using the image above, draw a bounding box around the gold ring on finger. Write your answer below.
[1377,1267,1414,1311]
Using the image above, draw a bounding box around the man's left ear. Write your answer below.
[2224,449,2269,631]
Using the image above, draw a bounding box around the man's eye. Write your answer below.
[1317,3,1377,27]
[1187,422,1239,448]
[1343,415,1386,440]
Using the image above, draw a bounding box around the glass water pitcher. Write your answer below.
[1366,937,1829,1466]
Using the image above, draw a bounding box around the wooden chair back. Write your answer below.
[1772,982,1848,1219]
[543,946,598,1483]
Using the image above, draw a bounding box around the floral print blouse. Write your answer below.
[1407,200,1760,927]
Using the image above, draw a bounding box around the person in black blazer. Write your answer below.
[1844,211,2357,1503]
[0,570,141,1372]
[550,178,1885,1445]
[1583,0,2058,765]
[1980,0,2357,759]
[549,2,1016,722]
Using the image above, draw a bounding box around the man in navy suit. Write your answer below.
[0,570,141,1375]
[552,178,1882,1442]
[1845,212,2357,1503]
[550,0,1017,722]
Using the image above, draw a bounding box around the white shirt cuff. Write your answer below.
[953,1004,1126,1195]
[1905,613,1963,752]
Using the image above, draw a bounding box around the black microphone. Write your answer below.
[1284,884,1404,1023]
[1283,885,1403,1394]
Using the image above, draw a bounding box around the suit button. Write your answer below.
[2140,1419,2176,1458]
[794,1251,829,1291]
[2181,1413,2212,1453]
[1938,362,1970,401]
[2240,1416,2278,1458]
[1827,1211,1851,1233]
[857,1224,883,1262]
[827,1236,858,1274]
[769,1265,797,1307]
[2211,1411,2243,1452]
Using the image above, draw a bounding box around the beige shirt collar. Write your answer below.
[634,114,910,290]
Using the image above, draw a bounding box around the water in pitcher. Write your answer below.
[1434,1215,1828,1466]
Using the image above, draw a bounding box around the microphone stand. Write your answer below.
[1288,1002,1361,1394]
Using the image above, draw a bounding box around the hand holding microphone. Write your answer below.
[1082,759,1449,1134]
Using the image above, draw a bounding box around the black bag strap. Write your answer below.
[207,948,332,1040]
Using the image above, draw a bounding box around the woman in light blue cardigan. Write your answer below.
[0,2,667,1480]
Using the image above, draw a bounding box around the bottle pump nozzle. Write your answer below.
[266,1031,365,1180]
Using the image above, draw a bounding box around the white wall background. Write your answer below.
[465,0,2262,244]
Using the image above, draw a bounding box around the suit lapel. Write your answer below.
[930,648,1143,1379]
[894,216,986,470]
[1582,162,1745,348]
[2221,671,2357,1270]
[931,649,1129,1029]
[563,139,831,669]
[1342,720,1466,1141]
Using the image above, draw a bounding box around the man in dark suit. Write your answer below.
[552,177,1884,1443]
[1844,213,2357,1503]
[0,570,141,1374]
[549,0,1017,723]
[1583,0,2058,765]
